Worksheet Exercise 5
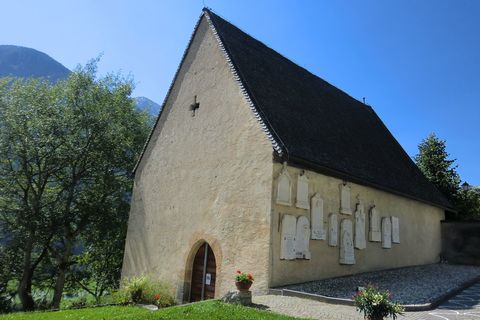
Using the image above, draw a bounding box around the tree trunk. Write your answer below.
[52,240,72,309]
[17,240,35,311]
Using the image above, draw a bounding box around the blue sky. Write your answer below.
[1,1,479,184]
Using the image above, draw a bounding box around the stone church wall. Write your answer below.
[122,17,273,301]
[269,163,445,287]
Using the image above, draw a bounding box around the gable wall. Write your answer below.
[270,163,445,287]
[122,17,273,300]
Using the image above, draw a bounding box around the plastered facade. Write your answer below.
[121,17,273,300]
[270,163,445,287]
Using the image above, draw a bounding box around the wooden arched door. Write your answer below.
[190,242,216,302]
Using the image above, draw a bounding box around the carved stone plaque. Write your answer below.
[311,193,326,240]
[340,184,352,215]
[276,164,291,206]
[391,216,400,244]
[382,217,392,249]
[340,219,355,264]
[354,201,366,250]
[295,216,311,259]
[281,214,297,260]
[369,207,381,242]
[328,213,338,247]
[296,173,310,209]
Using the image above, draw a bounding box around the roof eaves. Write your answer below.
[364,104,453,209]
[287,155,454,211]
[132,12,205,175]
[203,8,286,157]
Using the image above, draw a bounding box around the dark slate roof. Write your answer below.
[205,9,452,209]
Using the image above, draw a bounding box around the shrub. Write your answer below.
[60,295,99,309]
[353,285,404,320]
[114,275,175,308]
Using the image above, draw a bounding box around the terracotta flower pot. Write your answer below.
[235,281,252,292]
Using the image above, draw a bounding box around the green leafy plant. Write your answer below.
[353,285,404,320]
[114,275,175,308]
[235,270,254,284]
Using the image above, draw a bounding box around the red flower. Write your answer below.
[247,273,253,280]
[154,294,161,300]
[236,270,241,274]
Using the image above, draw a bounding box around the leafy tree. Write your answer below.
[414,133,461,202]
[456,184,480,220]
[0,60,151,310]
[0,78,65,310]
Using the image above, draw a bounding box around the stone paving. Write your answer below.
[253,282,480,320]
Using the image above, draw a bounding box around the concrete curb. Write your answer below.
[269,275,480,312]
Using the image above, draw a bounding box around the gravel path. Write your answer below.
[254,282,480,320]
[283,264,480,305]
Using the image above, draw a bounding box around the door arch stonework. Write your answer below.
[181,235,222,303]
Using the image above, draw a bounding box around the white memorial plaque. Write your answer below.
[205,273,211,285]
[369,206,381,242]
[391,216,400,244]
[295,216,311,259]
[311,193,326,240]
[296,173,310,209]
[354,200,366,250]
[340,219,355,264]
[382,217,392,249]
[281,214,296,259]
[328,213,338,247]
[340,184,352,215]
[276,163,291,206]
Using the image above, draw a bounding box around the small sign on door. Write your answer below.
[205,273,211,285]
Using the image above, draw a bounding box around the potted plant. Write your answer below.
[235,270,254,292]
[353,285,404,320]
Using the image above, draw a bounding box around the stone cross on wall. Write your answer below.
[189,95,200,117]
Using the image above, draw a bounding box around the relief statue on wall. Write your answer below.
[339,183,352,215]
[311,193,326,240]
[382,217,392,249]
[329,213,338,247]
[354,198,366,249]
[369,205,381,242]
[276,162,291,206]
[280,214,297,259]
[340,219,355,264]
[391,216,400,244]
[296,172,310,209]
[295,216,311,259]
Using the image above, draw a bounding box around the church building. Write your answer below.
[121,9,452,303]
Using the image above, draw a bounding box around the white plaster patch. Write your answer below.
[311,193,326,240]
[281,214,297,260]
[340,219,355,265]
[296,172,309,209]
[328,213,338,247]
[382,217,392,249]
[295,216,311,259]
[369,206,381,242]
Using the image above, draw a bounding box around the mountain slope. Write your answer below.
[134,96,161,115]
[0,45,70,82]
[0,45,160,116]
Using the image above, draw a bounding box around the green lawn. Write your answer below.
[0,300,304,319]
